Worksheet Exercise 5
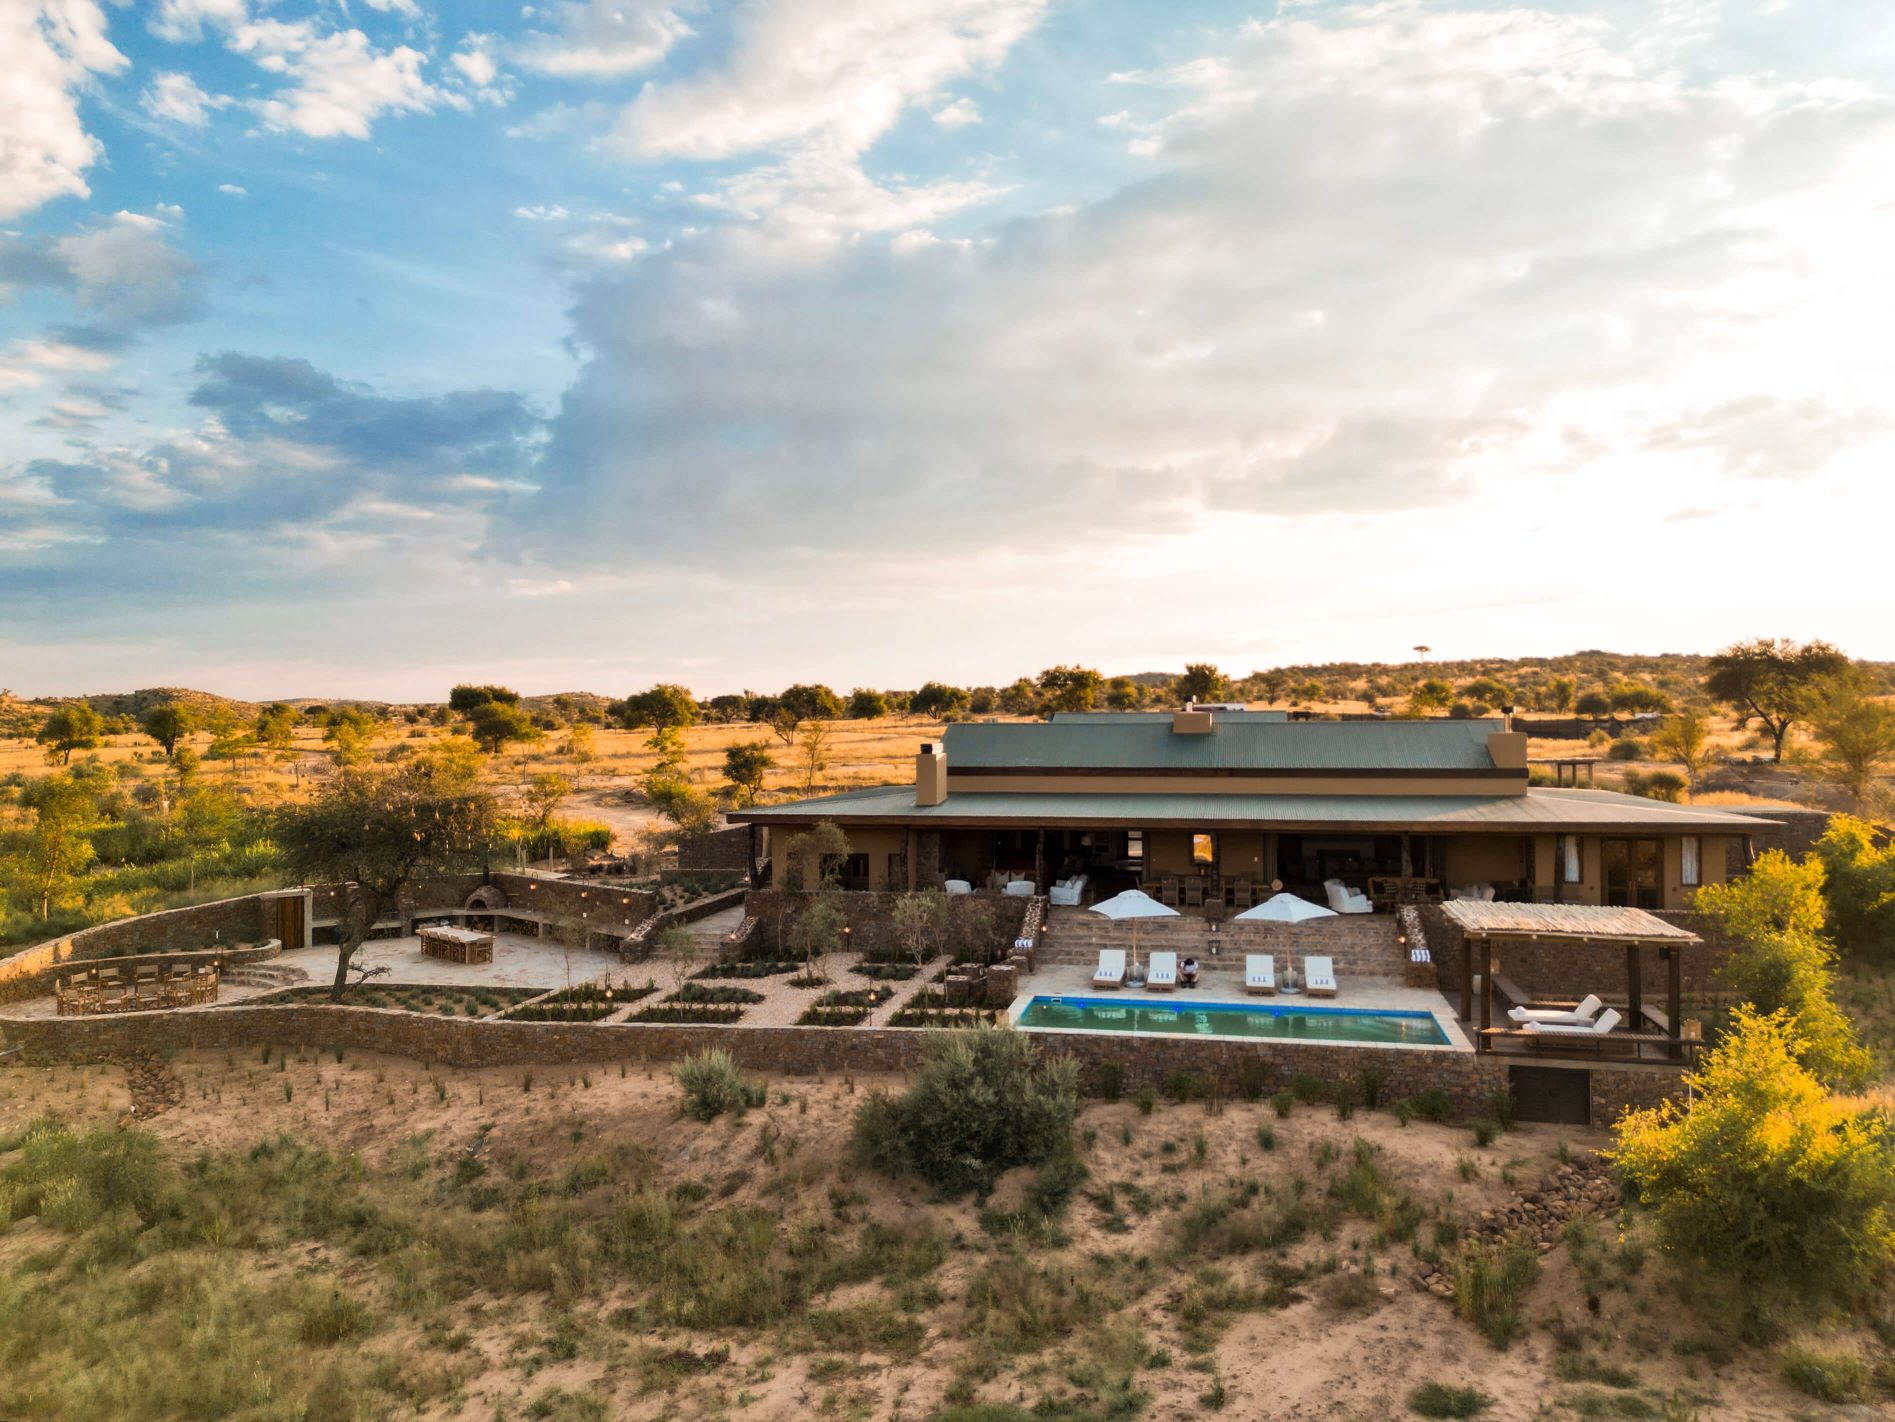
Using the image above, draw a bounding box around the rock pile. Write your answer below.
[1418,1154,1618,1299]
[118,1052,184,1122]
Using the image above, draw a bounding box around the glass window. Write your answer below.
[1191,833,1215,866]
[1680,836,1701,887]
[1559,835,1581,884]
[1125,830,1144,861]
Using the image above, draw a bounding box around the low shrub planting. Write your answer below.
[630,1003,746,1024]
[854,1027,1078,1197]
[673,1049,767,1121]
[1452,1236,1539,1348]
[692,960,800,980]
[1408,1381,1491,1418]
[665,982,765,1005]
[1779,1340,1869,1403]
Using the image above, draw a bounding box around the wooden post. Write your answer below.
[1460,931,1474,1027]
[1666,945,1683,1061]
[904,829,917,892]
[1479,944,1493,1045]
[1400,835,1413,900]
[1626,943,1642,1029]
[1035,829,1046,894]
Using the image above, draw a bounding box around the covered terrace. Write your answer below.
[1442,900,1705,1065]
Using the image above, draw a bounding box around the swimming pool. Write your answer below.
[1013,995,1451,1047]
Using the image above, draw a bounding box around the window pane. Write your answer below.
[1681,836,1700,886]
[1191,833,1215,865]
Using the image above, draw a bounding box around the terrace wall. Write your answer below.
[0,893,278,1005]
[742,889,1029,958]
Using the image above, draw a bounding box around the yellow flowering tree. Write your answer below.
[1612,1006,1895,1318]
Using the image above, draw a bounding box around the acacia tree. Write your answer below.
[615,683,697,730]
[723,740,774,805]
[1805,671,1895,812]
[17,775,97,918]
[275,763,497,1000]
[891,891,949,973]
[468,700,538,755]
[1649,707,1714,785]
[796,720,832,795]
[1175,664,1228,705]
[140,703,193,756]
[911,681,970,718]
[36,705,103,765]
[1036,665,1102,714]
[1705,637,1849,762]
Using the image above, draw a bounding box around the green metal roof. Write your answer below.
[1048,710,1290,723]
[942,717,1504,772]
[732,785,1776,834]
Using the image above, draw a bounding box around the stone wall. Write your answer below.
[678,825,753,872]
[0,893,278,1005]
[1732,807,1832,863]
[1589,1066,1686,1126]
[0,1002,1506,1113]
[742,889,1029,958]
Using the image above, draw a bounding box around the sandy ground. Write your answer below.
[0,1048,1862,1422]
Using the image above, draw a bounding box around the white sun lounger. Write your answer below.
[1304,955,1337,998]
[1091,948,1126,989]
[1508,993,1603,1026]
[1524,1007,1623,1037]
[1245,954,1276,995]
[1145,952,1178,991]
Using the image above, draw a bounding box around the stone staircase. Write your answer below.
[1038,906,1415,986]
[222,963,310,991]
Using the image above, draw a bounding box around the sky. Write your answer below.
[3,0,1895,702]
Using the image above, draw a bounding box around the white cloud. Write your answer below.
[605,0,1046,235]
[932,96,981,129]
[149,0,247,44]
[50,207,201,329]
[515,0,692,79]
[141,71,231,126]
[360,0,422,16]
[218,182,246,195]
[513,204,572,221]
[452,46,498,88]
[236,24,441,140]
[519,0,1895,587]
[0,338,114,392]
[0,0,127,220]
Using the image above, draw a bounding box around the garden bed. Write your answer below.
[794,987,895,1028]
[887,990,999,1028]
[851,962,922,982]
[262,985,540,1018]
[499,980,657,1023]
[630,1003,747,1025]
[691,961,801,980]
[664,983,766,1006]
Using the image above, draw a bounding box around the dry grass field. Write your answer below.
[0,1050,1873,1422]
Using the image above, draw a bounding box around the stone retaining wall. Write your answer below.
[0,1002,1506,1114]
[742,889,1029,959]
[0,893,279,1005]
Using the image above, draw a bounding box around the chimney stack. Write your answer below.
[915,741,947,806]
[1171,709,1214,735]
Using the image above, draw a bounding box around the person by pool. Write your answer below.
[1180,956,1200,988]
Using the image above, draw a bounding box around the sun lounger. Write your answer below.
[1508,993,1603,1026]
[1091,948,1126,989]
[1304,955,1337,997]
[1524,1007,1622,1037]
[1145,952,1178,991]
[1245,954,1276,995]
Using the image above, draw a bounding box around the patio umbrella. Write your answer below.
[1088,888,1179,974]
[1233,892,1336,992]
[1233,892,1338,924]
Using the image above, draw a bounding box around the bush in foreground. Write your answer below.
[1408,1381,1491,1418]
[672,1049,766,1122]
[1452,1236,1539,1348]
[1612,1006,1895,1323]
[854,1026,1078,1198]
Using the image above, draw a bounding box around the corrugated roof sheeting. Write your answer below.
[735,785,1778,832]
[942,718,1504,771]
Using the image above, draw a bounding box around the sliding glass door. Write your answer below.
[1601,838,1660,909]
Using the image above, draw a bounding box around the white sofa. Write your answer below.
[1049,874,1088,907]
[1003,878,1035,897]
[944,879,973,896]
[1323,878,1373,914]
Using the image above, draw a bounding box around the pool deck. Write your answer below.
[1010,964,1473,1052]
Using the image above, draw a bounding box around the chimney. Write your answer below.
[1499,702,1516,733]
[915,741,947,806]
[1171,708,1214,735]
[1486,728,1528,771]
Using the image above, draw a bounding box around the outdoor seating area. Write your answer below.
[417,923,495,965]
[55,962,219,1016]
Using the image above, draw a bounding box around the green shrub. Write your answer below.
[1163,1070,1205,1104]
[1408,1381,1491,1418]
[853,1027,1078,1198]
[1331,1079,1358,1121]
[1452,1237,1539,1348]
[1413,1089,1454,1123]
[298,1288,373,1345]
[1392,1099,1415,1127]
[1133,1087,1158,1116]
[1236,1058,1270,1102]
[1779,1340,1869,1402]
[1356,1066,1386,1109]
[672,1050,766,1122]
[1095,1062,1125,1101]
[1484,1086,1514,1131]
[1270,1090,1294,1119]
[1289,1073,1327,1104]
[1469,1118,1498,1148]
[1613,1006,1895,1316]
[1606,738,1645,761]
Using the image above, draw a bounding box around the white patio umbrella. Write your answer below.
[1088,888,1180,974]
[1233,892,1338,925]
[1234,892,1336,993]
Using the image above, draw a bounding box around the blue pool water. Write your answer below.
[1014,995,1450,1047]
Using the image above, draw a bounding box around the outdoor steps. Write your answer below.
[222,964,310,990]
[1038,907,1412,985]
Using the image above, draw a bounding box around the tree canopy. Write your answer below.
[139,703,193,756]
[467,700,538,754]
[1036,665,1102,715]
[275,763,496,999]
[615,683,698,730]
[448,684,520,713]
[1705,638,1849,762]
[36,705,103,765]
